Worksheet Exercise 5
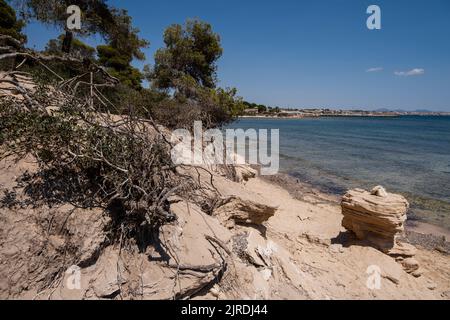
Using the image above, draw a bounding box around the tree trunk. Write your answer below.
[61,30,73,54]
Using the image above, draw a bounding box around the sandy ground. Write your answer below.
[263,173,450,250]
[241,175,450,299]
[1,156,449,300]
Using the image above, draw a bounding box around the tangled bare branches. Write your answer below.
[0,46,207,241]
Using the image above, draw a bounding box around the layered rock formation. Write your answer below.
[341,186,421,275]
[214,196,277,228]
[341,186,408,250]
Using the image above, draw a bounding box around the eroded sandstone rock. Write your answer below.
[341,186,409,250]
[400,258,420,274]
[341,186,421,275]
[232,165,257,183]
[214,196,277,228]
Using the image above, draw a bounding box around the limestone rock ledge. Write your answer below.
[214,196,277,229]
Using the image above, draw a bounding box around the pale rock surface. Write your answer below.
[214,196,277,228]
[232,165,257,183]
[371,186,388,197]
[1,157,449,300]
[400,258,420,274]
[341,186,409,251]
[341,186,424,275]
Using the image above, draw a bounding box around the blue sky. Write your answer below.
[19,0,450,111]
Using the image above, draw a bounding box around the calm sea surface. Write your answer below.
[227,116,450,229]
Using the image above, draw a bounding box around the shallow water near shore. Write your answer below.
[227,116,450,230]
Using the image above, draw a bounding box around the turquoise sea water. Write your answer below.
[227,116,450,229]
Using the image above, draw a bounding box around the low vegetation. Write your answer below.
[0,1,242,240]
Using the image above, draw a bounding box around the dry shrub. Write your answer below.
[0,62,200,242]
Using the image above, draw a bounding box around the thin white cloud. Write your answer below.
[394,68,425,77]
[366,67,383,72]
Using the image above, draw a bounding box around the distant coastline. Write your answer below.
[240,109,450,119]
[228,116,450,231]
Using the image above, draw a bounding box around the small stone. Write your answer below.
[210,285,221,297]
[401,258,420,274]
[411,269,423,278]
[426,281,437,290]
[260,268,272,281]
[387,242,417,257]
[371,186,388,197]
[329,244,344,254]
[244,230,268,267]
[383,274,400,285]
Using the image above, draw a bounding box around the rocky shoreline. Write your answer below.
[261,172,450,254]
[1,157,449,299]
